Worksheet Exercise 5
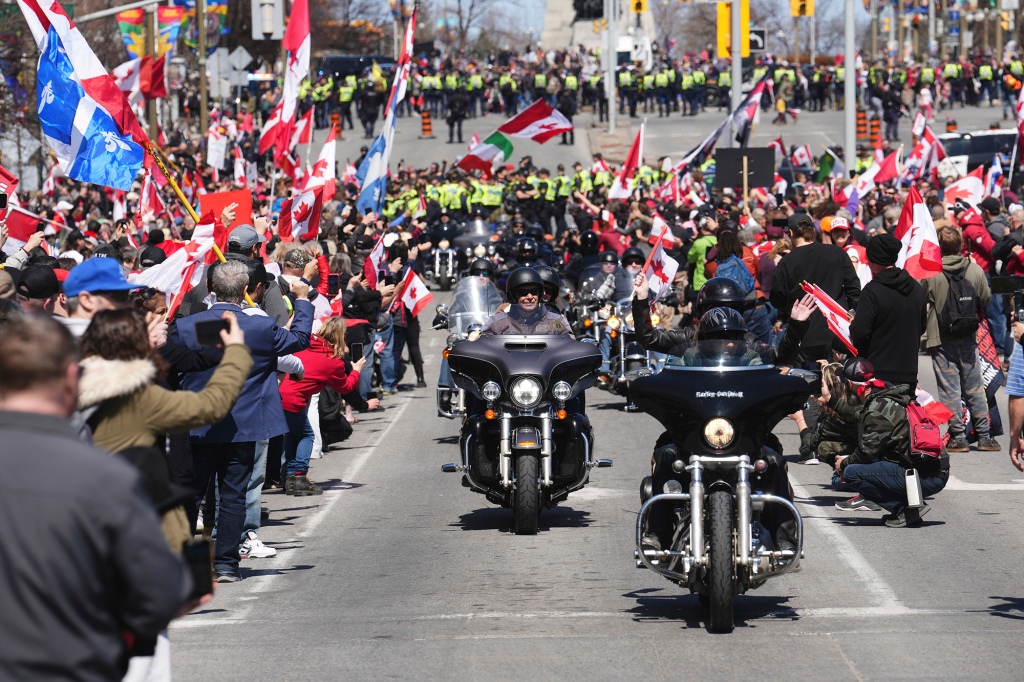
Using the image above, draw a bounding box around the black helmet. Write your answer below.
[621,247,645,267]
[697,306,749,364]
[506,266,545,301]
[468,258,496,279]
[598,250,619,265]
[511,216,527,229]
[579,230,600,255]
[525,223,546,240]
[694,277,746,317]
[516,237,539,260]
[533,264,561,300]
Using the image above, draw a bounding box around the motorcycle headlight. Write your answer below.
[607,315,621,330]
[439,239,450,249]
[474,244,487,257]
[482,381,501,402]
[446,333,460,347]
[552,380,572,401]
[703,418,735,449]
[509,377,543,409]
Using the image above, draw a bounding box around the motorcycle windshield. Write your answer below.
[662,338,769,369]
[448,277,505,335]
[462,219,492,237]
[577,264,633,301]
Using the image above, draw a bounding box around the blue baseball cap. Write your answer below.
[64,257,137,297]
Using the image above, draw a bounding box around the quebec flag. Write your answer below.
[18,1,148,191]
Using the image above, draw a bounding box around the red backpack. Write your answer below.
[904,401,944,467]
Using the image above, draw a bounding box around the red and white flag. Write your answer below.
[365,232,388,289]
[608,122,644,200]
[41,164,58,196]
[800,282,857,355]
[278,184,325,242]
[303,125,337,201]
[468,132,480,150]
[903,126,946,181]
[128,214,220,318]
[915,387,954,426]
[648,210,671,245]
[854,148,902,196]
[137,171,166,223]
[290,107,313,150]
[894,185,943,280]
[942,165,985,209]
[768,137,786,158]
[496,99,572,144]
[656,174,680,203]
[790,144,813,167]
[398,268,433,316]
[233,145,246,186]
[341,162,359,188]
[592,158,610,175]
[259,0,310,160]
[643,234,679,301]
[112,57,143,105]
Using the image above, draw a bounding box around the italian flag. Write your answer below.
[456,132,513,177]
[497,99,573,143]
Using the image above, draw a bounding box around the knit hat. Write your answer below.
[866,233,902,266]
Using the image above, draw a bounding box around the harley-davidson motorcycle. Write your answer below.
[441,308,611,534]
[433,276,505,419]
[629,338,816,632]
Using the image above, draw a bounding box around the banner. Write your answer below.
[178,0,226,55]
[117,8,145,60]
[157,6,184,57]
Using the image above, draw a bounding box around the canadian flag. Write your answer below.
[854,148,902,196]
[128,214,220,318]
[304,126,337,201]
[137,172,166,224]
[915,386,954,426]
[643,234,679,301]
[398,268,433,317]
[790,144,813,167]
[278,184,325,242]
[648,210,671,245]
[608,123,644,200]
[592,158,610,175]
[894,185,943,280]
[365,232,388,289]
[341,162,359,188]
[290,107,314,150]
[800,282,857,355]
[656,174,679,203]
[41,164,59,196]
[112,57,143,106]
[768,137,786,158]
[468,131,480,150]
[0,166,46,255]
[259,101,285,157]
[233,145,246,186]
[942,166,985,209]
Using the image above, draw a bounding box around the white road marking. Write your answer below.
[565,487,634,501]
[943,474,1024,491]
[789,474,909,614]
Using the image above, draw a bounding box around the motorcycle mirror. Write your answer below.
[435,303,449,315]
[787,368,823,393]
[579,337,599,346]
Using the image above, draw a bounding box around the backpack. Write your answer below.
[903,401,944,468]
[715,255,756,295]
[937,270,979,337]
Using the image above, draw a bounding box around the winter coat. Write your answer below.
[279,336,361,413]
[960,213,997,273]
[849,267,926,386]
[77,344,253,453]
[919,255,991,349]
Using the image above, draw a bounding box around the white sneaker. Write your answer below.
[239,531,277,558]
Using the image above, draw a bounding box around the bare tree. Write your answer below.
[445,0,501,51]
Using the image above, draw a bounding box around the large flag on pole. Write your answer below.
[18,0,148,190]
[455,132,513,177]
[894,185,943,279]
[675,77,768,171]
[496,99,573,143]
[259,0,309,161]
[304,125,337,201]
[356,7,416,214]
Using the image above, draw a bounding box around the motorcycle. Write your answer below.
[452,217,499,273]
[603,297,656,409]
[433,276,504,419]
[442,309,611,535]
[426,220,463,291]
[629,338,816,632]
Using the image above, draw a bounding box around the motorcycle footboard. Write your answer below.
[635,492,693,582]
[748,493,804,580]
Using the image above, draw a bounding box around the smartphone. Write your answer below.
[0,192,7,211]
[771,217,789,228]
[182,539,213,600]
[328,274,341,296]
[350,342,364,359]
[194,319,229,346]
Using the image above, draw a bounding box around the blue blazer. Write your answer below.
[173,300,313,443]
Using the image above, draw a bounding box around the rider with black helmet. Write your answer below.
[621,247,645,278]
[480,267,573,336]
[468,257,496,280]
[515,237,539,264]
[533,264,562,309]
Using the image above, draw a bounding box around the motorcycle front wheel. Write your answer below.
[513,454,540,535]
[707,489,735,633]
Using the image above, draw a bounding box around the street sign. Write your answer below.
[950,25,960,36]
[229,46,254,72]
[949,10,960,21]
[749,29,766,52]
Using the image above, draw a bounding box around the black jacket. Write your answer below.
[770,242,861,355]
[849,267,926,386]
[0,411,189,681]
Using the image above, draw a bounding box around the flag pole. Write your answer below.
[144,144,254,305]
[1007,134,1019,189]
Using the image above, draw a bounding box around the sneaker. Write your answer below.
[976,438,1001,452]
[239,531,277,559]
[215,572,241,583]
[946,438,970,453]
[884,505,931,528]
[798,454,820,465]
[290,474,324,496]
[835,495,884,512]
[416,379,427,388]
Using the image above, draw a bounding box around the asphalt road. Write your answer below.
[171,287,1024,681]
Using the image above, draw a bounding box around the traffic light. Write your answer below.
[573,0,603,21]
[790,0,814,16]
[1001,11,1011,31]
[882,16,890,32]
[717,2,750,59]
[632,0,647,12]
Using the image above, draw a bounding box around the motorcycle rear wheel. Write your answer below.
[513,454,540,535]
[707,489,735,633]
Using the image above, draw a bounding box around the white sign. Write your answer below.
[207,137,228,170]
[250,0,285,40]
[229,46,254,72]
[1002,0,1020,11]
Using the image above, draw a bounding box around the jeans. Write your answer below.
[843,460,949,514]
[986,280,1007,357]
[192,441,255,575]
[243,439,268,535]
[931,338,990,440]
[438,355,454,388]
[599,329,613,372]
[377,316,397,390]
[358,336,375,399]
[283,409,315,476]
[743,304,772,345]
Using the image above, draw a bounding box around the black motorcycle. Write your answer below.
[442,319,611,534]
[629,339,816,632]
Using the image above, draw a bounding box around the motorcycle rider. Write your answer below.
[480,267,573,337]
[631,274,797,554]
[467,257,497,281]
[621,247,646,279]
[534,264,564,313]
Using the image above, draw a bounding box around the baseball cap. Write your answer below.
[228,224,266,251]
[139,245,168,269]
[829,216,850,231]
[787,213,814,231]
[14,265,60,300]
[0,270,14,300]
[283,248,311,267]
[980,197,1002,214]
[64,257,137,297]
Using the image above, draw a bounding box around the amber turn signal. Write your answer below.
[556,409,568,420]
[484,409,496,420]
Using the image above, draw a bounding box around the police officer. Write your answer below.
[338,77,355,130]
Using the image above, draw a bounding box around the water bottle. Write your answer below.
[905,468,924,508]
